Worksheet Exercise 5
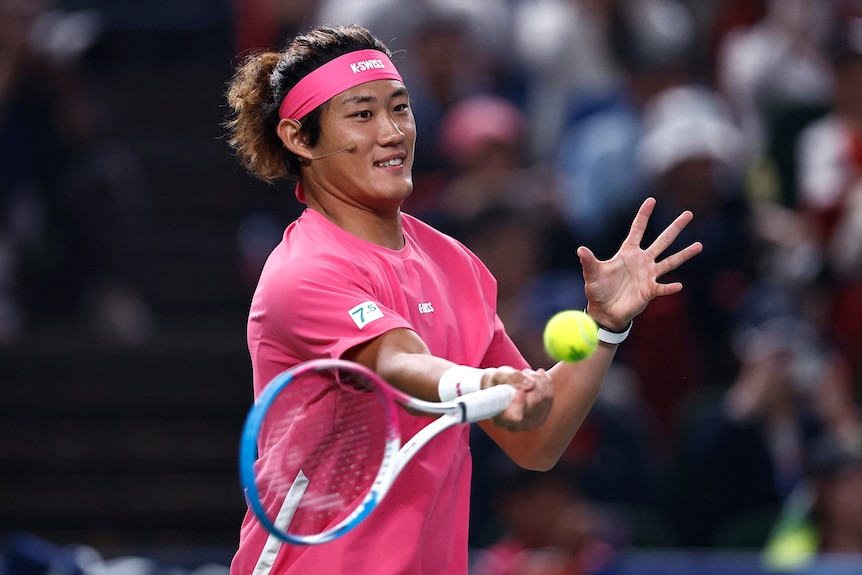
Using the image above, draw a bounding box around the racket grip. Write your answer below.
[457,384,517,423]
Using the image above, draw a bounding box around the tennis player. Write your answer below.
[225,24,702,574]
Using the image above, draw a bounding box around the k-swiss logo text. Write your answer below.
[350,59,385,73]
[418,302,434,314]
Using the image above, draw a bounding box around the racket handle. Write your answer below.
[456,384,517,423]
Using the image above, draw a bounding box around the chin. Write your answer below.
[402,180,414,197]
[392,179,414,200]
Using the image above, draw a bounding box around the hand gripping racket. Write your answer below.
[238,358,516,546]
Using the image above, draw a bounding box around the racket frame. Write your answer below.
[239,358,516,545]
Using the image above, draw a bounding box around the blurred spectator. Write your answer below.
[319,0,513,63]
[470,460,615,575]
[316,0,418,50]
[556,365,671,547]
[715,0,833,166]
[607,84,755,439]
[512,0,625,163]
[796,13,862,234]
[762,430,862,571]
[701,0,767,75]
[796,10,862,382]
[552,0,696,255]
[637,84,747,193]
[670,282,860,548]
[807,432,862,554]
[0,0,152,343]
[428,94,551,224]
[231,0,318,54]
[551,93,642,255]
[513,0,695,164]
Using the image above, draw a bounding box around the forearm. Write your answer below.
[377,351,457,401]
[344,327,456,401]
[480,342,617,471]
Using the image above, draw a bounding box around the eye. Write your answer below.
[355,110,373,119]
[394,103,410,113]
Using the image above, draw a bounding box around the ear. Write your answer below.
[276,119,311,160]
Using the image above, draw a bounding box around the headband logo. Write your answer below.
[350,59,386,73]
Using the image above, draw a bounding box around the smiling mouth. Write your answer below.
[374,158,403,168]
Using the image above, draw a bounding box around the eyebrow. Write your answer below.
[340,87,409,105]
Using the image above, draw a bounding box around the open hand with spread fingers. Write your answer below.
[578,197,703,332]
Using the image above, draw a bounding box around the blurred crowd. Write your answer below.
[2,0,861,571]
[0,0,152,344]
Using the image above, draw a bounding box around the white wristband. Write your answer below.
[438,365,487,402]
[584,308,632,344]
[597,321,632,344]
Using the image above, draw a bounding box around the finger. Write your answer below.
[656,241,703,277]
[623,196,657,247]
[646,209,693,260]
[653,281,684,298]
[521,390,553,429]
[518,369,537,391]
[500,389,526,428]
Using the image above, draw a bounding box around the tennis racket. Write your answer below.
[238,357,516,546]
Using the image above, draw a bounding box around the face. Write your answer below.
[308,79,416,211]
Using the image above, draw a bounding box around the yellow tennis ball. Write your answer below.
[543,310,599,362]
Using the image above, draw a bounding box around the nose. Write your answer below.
[378,114,405,145]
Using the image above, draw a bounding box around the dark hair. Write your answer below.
[224,25,393,183]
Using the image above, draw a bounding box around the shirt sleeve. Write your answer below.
[251,253,413,369]
[479,314,530,371]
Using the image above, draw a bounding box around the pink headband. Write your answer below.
[278,49,403,120]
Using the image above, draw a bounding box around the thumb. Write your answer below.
[577,245,599,281]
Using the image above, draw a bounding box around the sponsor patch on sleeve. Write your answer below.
[348,301,384,330]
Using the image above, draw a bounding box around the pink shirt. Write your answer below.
[231,209,528,574]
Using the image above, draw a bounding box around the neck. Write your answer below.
[308,199,405,250]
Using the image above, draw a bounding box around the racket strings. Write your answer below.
[257,368,394,537]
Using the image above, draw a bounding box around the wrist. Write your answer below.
[584,308,632,344]
[438,365,488,402]
[597,321,632,344]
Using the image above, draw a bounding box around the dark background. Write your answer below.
[0,0,264,553]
